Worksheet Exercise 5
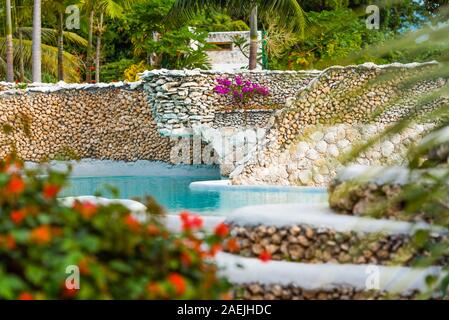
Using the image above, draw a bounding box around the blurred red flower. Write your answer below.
[124,214,140,232]
[209,243,222,257]
[7,174,25,194]
[18,292,34,300]
[73,201,98,219]
[10,209,26,225]
[168,273,187,296]
[258,251,272,263]
[30,225,52,244]
[179,211,203,231]
[214,223,229,238]
[226,238,240,253]
[42,184,61,199]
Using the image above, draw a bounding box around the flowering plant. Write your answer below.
[0,154,232,300]
[214,76,270,104]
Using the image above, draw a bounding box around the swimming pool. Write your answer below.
[61,175,328,215]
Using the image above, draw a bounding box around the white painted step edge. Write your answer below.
[226,203,447,235]
[216,252,444,294]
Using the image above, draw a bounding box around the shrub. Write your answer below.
[214,76,270,104]
[100,59,136,83]
[0,154,231,300]
[124,61,150,82]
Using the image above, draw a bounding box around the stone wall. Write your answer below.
[213,110,273,128]
[232,62,449,186]
[1,63,447,182]
[140,69,318,136]
[0,83,174,162]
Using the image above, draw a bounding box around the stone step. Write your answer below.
[329,165,449,224]
[225,203,448,266]
[216,252,445,300]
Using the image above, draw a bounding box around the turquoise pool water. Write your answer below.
[61,175,328,215]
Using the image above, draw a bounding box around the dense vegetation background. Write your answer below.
[0,0,448,83]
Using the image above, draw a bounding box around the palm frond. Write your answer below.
[0,37,82,82]
[259,0,307,35]
[169,0,307,33]
[16,27,88,47]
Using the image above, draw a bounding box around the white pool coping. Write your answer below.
[216,252,444,294]
[190,180,328,193]
[226,203,447,235]
[59,196,225,233]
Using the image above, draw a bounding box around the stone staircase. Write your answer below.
[218,167,449,299]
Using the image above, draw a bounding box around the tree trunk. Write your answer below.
[86,10,94,83]
[57,10,64,81]
[249,6,258,70]
[32,0,42,83]
[95,12,104,83]
[6,0,14,82]
[19,30,25,82]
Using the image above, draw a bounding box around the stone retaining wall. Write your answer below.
[328,166,449,225]
[0,84,174,162]
[140,69,318,135]
[212,110,273,128]
[232,62,449,186]
[231,122,432,186]
[228,224,448,266]
[234,284,418,300]
[1,63,447,179]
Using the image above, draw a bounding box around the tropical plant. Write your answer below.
[169,0,307,70]
[123,60,149,81]
[0,153,233,299]
[5,0,14,82]
[99,58,134,82]
[328,5,449,297]
[79,0,139,83]
[0,27,87,82]
[145,27,212,69]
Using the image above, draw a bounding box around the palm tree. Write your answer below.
[52,0,67,81]
[1,28,87,82]
[48,0,76,82]
[79,0,95,82]
[16,0,29,82]
[5,0,14,82]
[80,0,137,83]
[32,0,41,82]
[170,0,307,70]
[95,11,104,83]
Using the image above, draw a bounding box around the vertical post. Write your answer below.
[58,10,64,81]
[6,0,14,82]
[32,0,42,83]
[249,5,258,70]
[95,12,104,83]
[86,10,94,83]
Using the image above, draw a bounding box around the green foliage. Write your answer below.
[337,8,449,295]
[124,61,150,81]
[100,59,136,82]
[268,9,392,70]
[0,154,232,299]
[146,27,212,70]
[190,12,249,32]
